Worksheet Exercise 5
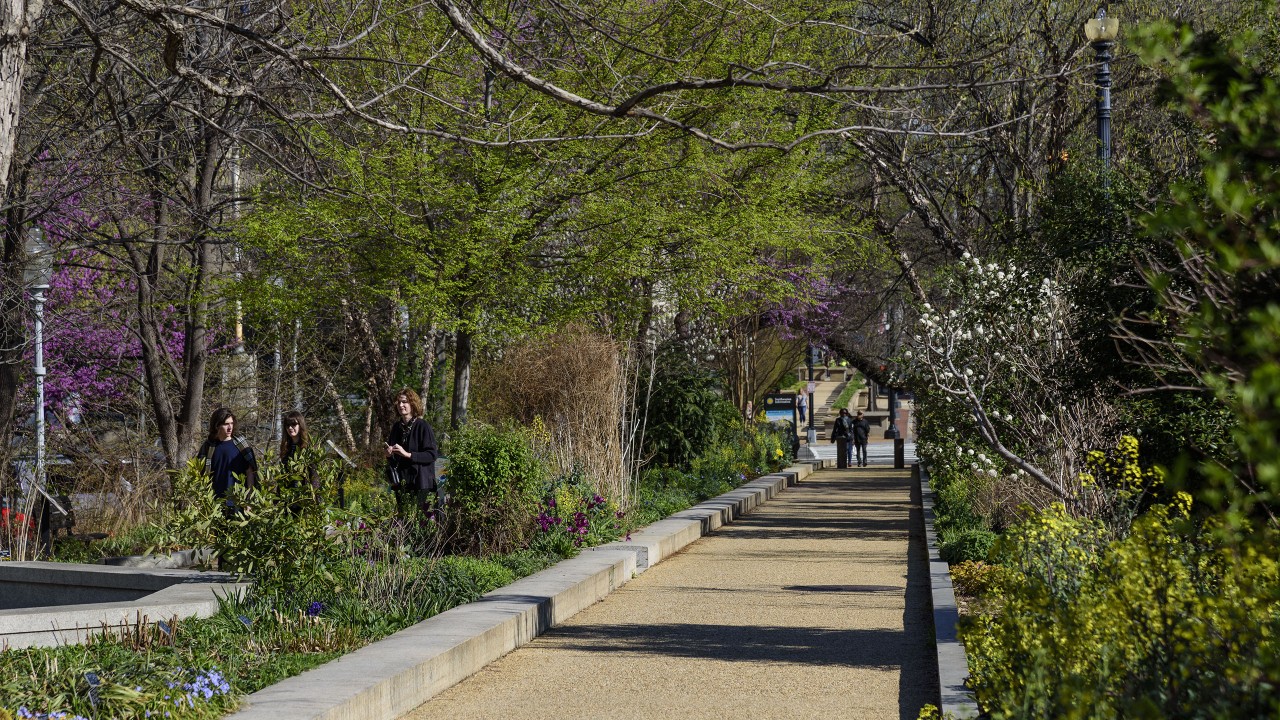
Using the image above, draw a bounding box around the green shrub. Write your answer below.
[443,423,549,555]
[630,472,700,526]
[965,499,1280,719]
[219,481,341,594]
[933,476,988,535]
[144,460,363,596]
[641,345,732,467]
[495,548,559,576]
[939,527,997,564]
[434,555,517,595]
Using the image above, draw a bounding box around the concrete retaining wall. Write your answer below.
[0,562,248,649]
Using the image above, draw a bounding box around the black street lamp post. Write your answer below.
[1085,8,1120,172]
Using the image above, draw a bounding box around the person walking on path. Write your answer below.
[797,391,808,423]
[385,388,440,513]
[831,408,855,467]
[852,410,871,467]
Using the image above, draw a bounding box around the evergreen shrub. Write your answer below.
[443,422,549,555]
[938,527,997,564]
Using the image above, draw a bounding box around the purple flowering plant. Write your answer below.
[529,471,623,555]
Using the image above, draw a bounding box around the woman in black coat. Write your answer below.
[385,387,439,512]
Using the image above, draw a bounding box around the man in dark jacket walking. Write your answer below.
[852,410,872,467]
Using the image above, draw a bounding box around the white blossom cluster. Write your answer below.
[901,253,1084,495]
[958,444,1001,477]
[901,252,1065,404]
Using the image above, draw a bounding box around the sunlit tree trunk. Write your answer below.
[451,329,471,429]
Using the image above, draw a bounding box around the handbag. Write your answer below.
[386,462,407,489]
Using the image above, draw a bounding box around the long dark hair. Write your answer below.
[207,407,234,442]
[280,411,310,458]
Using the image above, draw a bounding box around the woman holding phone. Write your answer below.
[385,388,439,512]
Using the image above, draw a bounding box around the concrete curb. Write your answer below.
[228,460,826,720]
[915,463,980,719]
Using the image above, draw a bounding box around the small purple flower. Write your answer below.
[306,601,325,617]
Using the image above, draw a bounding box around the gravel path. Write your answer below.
[402,467,937,720]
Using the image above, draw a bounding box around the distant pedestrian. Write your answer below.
[385,388,440,513]
[831,408,855,467]
[280,411,320,494]
[797,392,808,423]
[852,410,872,467]
[198,408,258,507]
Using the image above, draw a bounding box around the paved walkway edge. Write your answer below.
[227,460,827,720]
[916,463,980,719]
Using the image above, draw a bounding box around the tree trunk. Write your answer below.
[172,129,222,464]
[309,355,356,452]
[0,221,23,446]
[0,0,42,449]
[128,202,181,467]
[417,325,441,406]
[0,0,40,202]
[131,129,222,469]
[340,299,399,446]
[451,329,471,429]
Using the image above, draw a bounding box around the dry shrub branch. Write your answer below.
[479,325,629,502]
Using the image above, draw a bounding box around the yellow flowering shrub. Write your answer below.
[965,498,1280,719]
[1076,435,1166,535]
[949,560,1002,598]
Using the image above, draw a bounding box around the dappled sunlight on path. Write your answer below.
[402,467,937,720]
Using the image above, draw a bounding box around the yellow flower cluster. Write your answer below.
[966,495,1277,718]
[1079,435,1165,503]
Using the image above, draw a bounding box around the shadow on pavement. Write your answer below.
[539,622,912,669]
[724,515,912,542]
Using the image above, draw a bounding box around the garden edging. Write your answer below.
[916,462,980,719]
[227,460,826,720]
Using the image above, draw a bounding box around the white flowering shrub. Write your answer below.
[903,253,1120,513]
